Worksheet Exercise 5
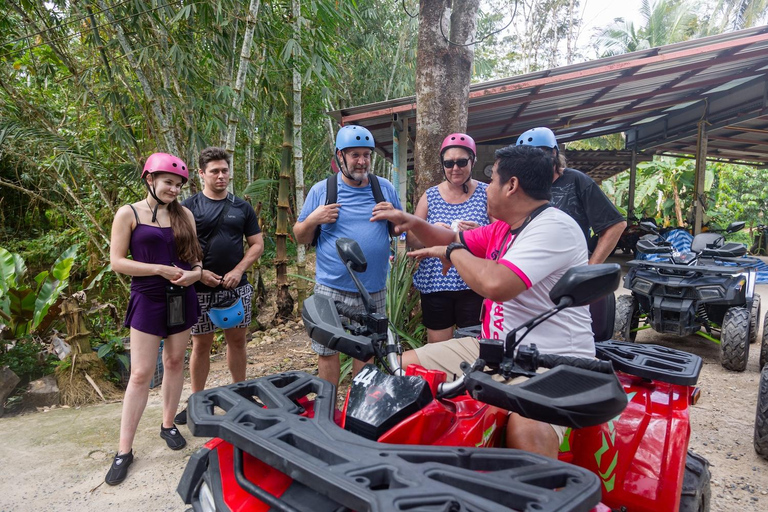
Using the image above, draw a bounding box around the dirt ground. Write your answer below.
[1,268,768,510]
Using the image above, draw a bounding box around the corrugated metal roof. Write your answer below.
[563,150,654,182]
[330,25,768,172]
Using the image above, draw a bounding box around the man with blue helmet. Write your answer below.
[293,125,403,389]
[516,127,626,264]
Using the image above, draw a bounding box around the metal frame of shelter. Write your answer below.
[329,25,768,235]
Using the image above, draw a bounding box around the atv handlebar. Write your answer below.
[334,301,367,324]
[538,354,614,373]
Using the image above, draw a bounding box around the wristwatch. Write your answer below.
[445,242,467,263]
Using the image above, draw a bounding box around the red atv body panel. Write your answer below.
[560,373,691,512]
[356,364,509,447]
[180,353,697,512]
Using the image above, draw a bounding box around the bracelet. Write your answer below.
[191,264,203,279]
[445,242,467,263]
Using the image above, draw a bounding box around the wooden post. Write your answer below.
[693,120,708,235]
[628,145,637,220]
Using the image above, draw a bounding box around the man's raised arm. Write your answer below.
[371,209,458,247]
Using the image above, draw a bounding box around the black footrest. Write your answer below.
[187,371,603,512]
[596,340,702,386]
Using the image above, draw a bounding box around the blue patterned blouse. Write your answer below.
[412,182,490,294]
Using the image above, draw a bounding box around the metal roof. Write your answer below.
[563,150,654,182]
[330,25,768,172]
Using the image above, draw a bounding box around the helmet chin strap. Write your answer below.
[144,178,166,223]
[336,150,364,185]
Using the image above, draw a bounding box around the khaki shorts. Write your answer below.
[414,336,567,445]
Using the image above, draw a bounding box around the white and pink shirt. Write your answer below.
[462,208,595,357]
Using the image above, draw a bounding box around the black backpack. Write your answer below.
[311,173,397,246]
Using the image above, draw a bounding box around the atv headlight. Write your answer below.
[199,480,216,512]
[632,278,653,294]
[698,286,723,300]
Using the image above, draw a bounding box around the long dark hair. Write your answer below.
[168,201,203,264]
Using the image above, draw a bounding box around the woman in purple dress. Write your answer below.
[105,152,203,485]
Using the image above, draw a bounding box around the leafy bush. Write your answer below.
[93,335,130,384]
[0,245,78,337]
[0,337,57,385]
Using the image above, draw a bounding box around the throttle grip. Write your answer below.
[537,354,614,374]
[334,301,364,323]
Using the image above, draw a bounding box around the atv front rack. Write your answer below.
[180,372,603,512]
[627,259,751,275]
[596,341,702,386]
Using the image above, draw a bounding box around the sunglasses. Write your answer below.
[443,158,470,168]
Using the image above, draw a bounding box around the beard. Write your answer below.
[350,169,368,181]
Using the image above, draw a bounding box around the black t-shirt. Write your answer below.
[182,193,261,292]
[550,168,624,251]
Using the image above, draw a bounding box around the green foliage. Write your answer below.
[602,156,768,235]
[0,245,78,337]
[0,337,57,385]
[596,0,698,56]
[94,335,130,384]
[386,249,426,350]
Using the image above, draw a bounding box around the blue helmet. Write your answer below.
[516,127,558,149]
[208,292,244,330]
[336,125,375,151]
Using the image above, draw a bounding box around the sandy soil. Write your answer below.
[1,283,768,511]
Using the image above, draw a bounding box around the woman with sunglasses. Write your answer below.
[105,152,203,485]
[410,133,491,343]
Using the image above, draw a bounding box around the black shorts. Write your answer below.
[420,289,484,330]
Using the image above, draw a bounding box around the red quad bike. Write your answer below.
[178,239,711,512]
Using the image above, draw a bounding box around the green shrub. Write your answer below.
[0,337,57,385]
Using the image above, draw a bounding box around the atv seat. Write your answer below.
[691,232,724,253]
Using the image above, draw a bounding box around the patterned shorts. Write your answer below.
[311,283,387,357]
[192,283,254,335]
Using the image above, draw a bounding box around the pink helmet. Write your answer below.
[440,133,476,160]
[142,152,189,183]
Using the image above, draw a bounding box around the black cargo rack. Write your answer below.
[180,371,603,512]
[596,341,702,386]
[627,259,751,275]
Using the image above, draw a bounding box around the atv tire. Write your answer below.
[679,450,711,512]
[750,294,761,345]
[720,307,750,372]
[614,295,639,342]
[760,311,768,371]
[754,366,768,461]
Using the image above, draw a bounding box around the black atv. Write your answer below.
[614,221,761,372]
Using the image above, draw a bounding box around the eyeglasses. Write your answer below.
[443,158,470,168]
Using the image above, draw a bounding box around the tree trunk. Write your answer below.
[276,88,295,320]
[414,0,480,198]
[673,181,684,226]
[292,0,308,312]
[225,0,262,189]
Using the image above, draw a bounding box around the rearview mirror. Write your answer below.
[336,238,367,273]
[639,221,659,234]
[549,264,621,308]
[726,221,745,234]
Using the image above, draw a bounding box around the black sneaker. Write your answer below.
[105,450,134,486]
[160,424,187,450]
[174,408,187,425]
